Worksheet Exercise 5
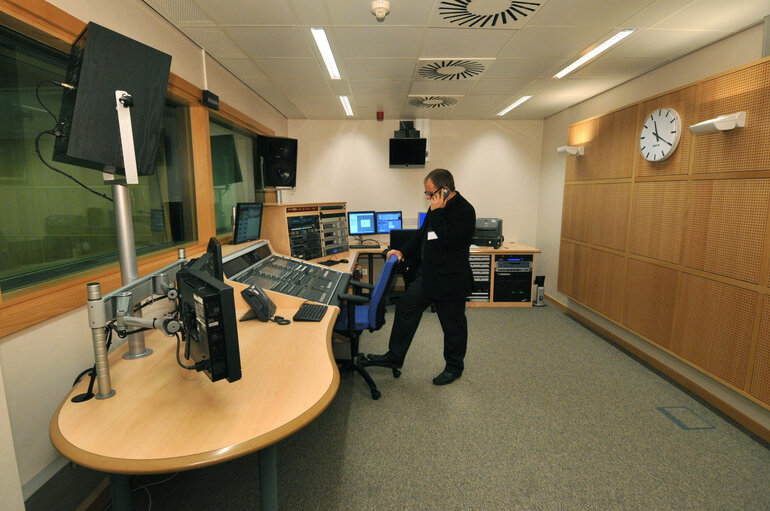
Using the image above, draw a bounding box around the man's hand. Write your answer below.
[430,188,449,210]
[386,249,403,262]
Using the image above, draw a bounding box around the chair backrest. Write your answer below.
[367,255,398,330]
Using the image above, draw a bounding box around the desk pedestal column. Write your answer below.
[109,474,131,511]
[259,444,278,511]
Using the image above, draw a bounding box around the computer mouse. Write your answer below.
[340,258,348,263]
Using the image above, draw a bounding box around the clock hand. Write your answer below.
[653,120,661,142]
[658,135,672,147]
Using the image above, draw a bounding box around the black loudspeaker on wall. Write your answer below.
[254,135,297,189]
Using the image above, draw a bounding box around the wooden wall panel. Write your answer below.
[628,180,687,264]
[594,105,638,179]
[682,178,770,284]
[588,182,631,251]
[750,296,770,406]
[673,273,756,389]
[558,241,590,303]
[586,248,625,321]
[637,85,697,177]
[623,258,678,348]
[561,183,591,241]
[565,119,597,181]
[692,60,770,173]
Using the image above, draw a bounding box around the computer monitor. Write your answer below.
[418,211,427,228]
[177,262,241,383]
[207,237,225,281]
[348,211,376,235]
[375,211,403,234]
[232,202,263,245]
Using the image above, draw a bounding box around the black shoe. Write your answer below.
[432,371,461,386]
[363,352,403,369]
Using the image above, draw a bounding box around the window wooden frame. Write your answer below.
[0,0,277,338]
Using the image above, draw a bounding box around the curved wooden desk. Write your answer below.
[50,283,340,509]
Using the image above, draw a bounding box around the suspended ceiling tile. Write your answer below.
[328,27,426,58]
[291,95,351,119]
[182,26,247,58]
[623,0,696,28]
[272,79,333,96]
[468,78,533,95]
[252,58,326,82]
[611,28,731,59]
[145,0,214,26]
[192,0,297,25]
[409,80,475,95]
[498,25,615,59]
[224,26,316,58]
[428,0,552,30]
[484,57,562,79]
[415,59,493,81]
[420,27,517,58]
[220,58,271,81]
[531,0,657,27]
[443,94,516,118]
[569,56,668,79]
[654,0,770,31]
[349,80,413,96]
[343,58,418,81]
[323,0,434,26]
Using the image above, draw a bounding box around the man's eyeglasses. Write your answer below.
[424,188,446,198]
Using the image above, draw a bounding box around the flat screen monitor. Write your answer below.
[207,237,224,282]
[418,211,427,228]
[210,134,243,186]
[389,138,426,167]
[232,202,263,245]
[376,211,403,234]
[177,265,241,383]
[348,211,376,235]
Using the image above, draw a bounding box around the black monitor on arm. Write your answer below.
[232,202,264,245]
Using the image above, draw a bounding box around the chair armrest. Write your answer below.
[338,293,369,305]
[349,280,375,291]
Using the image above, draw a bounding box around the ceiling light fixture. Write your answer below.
[311,28,341,79]
[371,0,390,22]
[554,29,635,79]
[340,96,354,116]
[497,95,532,116]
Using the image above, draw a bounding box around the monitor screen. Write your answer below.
[418,211,427,228]
[376,211,403,234]
[348,211,376,235]
[389,138,427,167]
[232,202,263,245]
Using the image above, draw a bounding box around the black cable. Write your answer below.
[270,315,291,325]
[34,130,113,203]
[175,331,197,370]
[35,79,61,123]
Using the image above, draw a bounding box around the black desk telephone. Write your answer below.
[241,285,276,322]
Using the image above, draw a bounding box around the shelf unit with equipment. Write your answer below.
[261,202,348,260]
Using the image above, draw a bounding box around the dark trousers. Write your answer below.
[388,274,468,375]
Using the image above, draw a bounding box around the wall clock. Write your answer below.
[639,108,682,162]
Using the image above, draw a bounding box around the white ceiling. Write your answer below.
[142,0,770,120]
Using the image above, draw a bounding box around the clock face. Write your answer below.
[639,108,682,162]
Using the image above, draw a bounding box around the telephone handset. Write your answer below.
[441,188,449,199]
[240,285,276,322]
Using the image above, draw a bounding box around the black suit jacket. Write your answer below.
[400,191,476,301]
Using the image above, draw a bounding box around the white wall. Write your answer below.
[536,24,765,299]
[286,119,544,246]
[0,0,288,500]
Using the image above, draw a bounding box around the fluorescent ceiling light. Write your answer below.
[554,29,635,79]
[339,96,354,116]
[497,95,532,116]
[311,27,341,79]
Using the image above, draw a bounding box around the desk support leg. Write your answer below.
[259,444,278,511]
[109,474,131,511]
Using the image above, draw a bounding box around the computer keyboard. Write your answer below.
[293,302,328,322]
[349,244,379,249]
[317,259,341,266]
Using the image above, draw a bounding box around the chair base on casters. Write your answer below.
[358,354,402,378]
[336,356,381,400]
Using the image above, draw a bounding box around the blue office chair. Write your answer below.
[334,255,398,400]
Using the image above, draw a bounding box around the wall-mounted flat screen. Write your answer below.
[375,211,403,234]
[348,211,376,235]
[389,138,426,167]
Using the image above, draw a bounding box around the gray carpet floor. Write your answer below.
[120,305,770,510]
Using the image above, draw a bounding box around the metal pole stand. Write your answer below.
[86,283,115,399]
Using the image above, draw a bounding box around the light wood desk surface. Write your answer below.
[50,279,341,474]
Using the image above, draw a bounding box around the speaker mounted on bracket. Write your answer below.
[254,135,298,189]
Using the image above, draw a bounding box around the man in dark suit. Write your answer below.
[366,168,476,385]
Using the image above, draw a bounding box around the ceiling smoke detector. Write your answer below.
[371,0,390,22]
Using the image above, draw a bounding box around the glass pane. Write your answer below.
[209,120,255,235]
[0,27,196,293]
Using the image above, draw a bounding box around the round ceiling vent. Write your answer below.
[408,96,459,108]
[418,60,485,80]
[438,0,542,27]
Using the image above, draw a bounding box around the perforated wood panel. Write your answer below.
[565,118,597,181]
[588,182,631,251]
[594,105,638,179]
[622,258,678,348]
[586,248,625,321]
[682,178,770,284]
[637,86,697,177]
[673,273,756,389]
[628,180,687,264]
[750,295,770,405]
[558,241,590,303]
[561,183,591,242]
[693,60,770,173]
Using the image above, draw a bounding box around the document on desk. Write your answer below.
[427,231,438,240]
